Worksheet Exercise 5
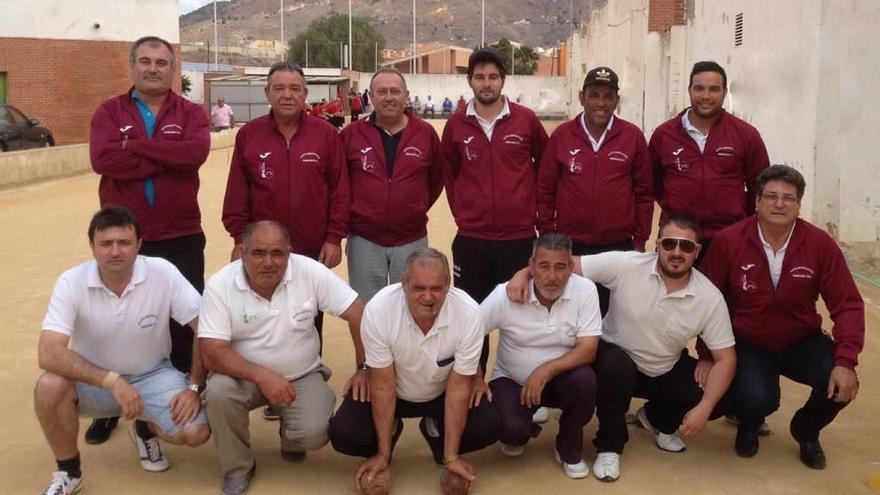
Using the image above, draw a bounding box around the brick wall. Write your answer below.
[0,38,182,145]
[648,0,686,33]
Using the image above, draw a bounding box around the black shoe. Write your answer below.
[263,406,281,421]
[85,417,119,444]
[790,426,826,469]
[735,424,759,458]
[418,417,444,465]
[280,450,306,463]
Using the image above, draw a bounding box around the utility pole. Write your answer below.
[481,0,485,47]
[213,0,219,70]
[348,0,353,69]
[279,0,285,61]
[412,0,417,74]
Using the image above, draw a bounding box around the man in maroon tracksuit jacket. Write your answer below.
[440,48,549,371]
[537,66,653,315]
[342,67,443,303]
[699,165,864,469]
[649,61,770,260]
[89,36,211,445]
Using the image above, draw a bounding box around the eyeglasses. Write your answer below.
[760,192,799,205]
[658,237,698,254]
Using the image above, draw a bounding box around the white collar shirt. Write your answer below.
[466,96,511,141]
[579,113,615,152]
[361,284,483,402]
[480,275,602,385]
[682,109,709,153]
[757,222,796,289]
[580,251,734,377]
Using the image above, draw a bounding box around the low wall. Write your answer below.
[0,130,238,189]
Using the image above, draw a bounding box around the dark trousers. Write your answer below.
[451,234,535,371]
[328,393,500,461]
[733,333,847,441]
[571,240,632,317]
[140,232,205,373]
[490,364,597,463]
[592,341,728,454]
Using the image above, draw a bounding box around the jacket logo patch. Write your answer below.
[672,147,689,171]
[502,133,524,145]
[715,146,736,157]
[259,152,272,160]
[402,146,423,157]
[608,150,629,162]
[462,136,478,161]
[300,152,321,163]
[119,125,133,133]
[258,151,274,179]
[360,147,372,154]
[160,124,183,135]
[740,273,757,293]
[740,264,755,271]
[790,266,815,279]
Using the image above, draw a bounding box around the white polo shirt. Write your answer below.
[582,251,735,377]
[41,256,201,375]
[466,97,511,141]
[481,275,602,385]
[198,254,358,380]
[362,284,483,403]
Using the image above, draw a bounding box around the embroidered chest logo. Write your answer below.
[160,123,183,135]
[138,314,158,329]
[790,266,815,279]
[715,146,736,157]
[740,263,758,293]
[300,152,321,163]
[462,136,478,161]
[672,147,689,171]
[502,133,524,145]
[568,149,583,175]
[241,306,257,324]
[258,151,274,179]
[608,150,629,162]
[403,146,423,157]
[119,125,134,134]
[360,147,376,172]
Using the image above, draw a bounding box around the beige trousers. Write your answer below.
[205,367,336,477]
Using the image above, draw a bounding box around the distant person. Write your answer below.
[649,61,769,259]
[35,206,210,495]
[456,95,467,113]
[361,88,370,113]
[88,34,210,445]
[412,95,422,114]
[341,67,443,303]
[441,97,453,117]
[349,89,363,122]
[327,98,345,129]
[423,95,436,118]
[211,97,235,131]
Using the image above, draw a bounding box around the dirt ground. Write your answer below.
[1,120,878,494]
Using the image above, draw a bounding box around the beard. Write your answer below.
[475,91,500,106]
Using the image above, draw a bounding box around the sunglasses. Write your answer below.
[658,237,698,254]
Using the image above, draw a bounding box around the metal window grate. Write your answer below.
[735,13,744,46]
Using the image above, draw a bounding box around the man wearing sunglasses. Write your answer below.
[506,215,736,481]
[698,165,864,469]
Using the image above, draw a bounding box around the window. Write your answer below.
[734,13,744,46]
[0,73,6,104]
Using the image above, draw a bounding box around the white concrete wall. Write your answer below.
[182,70,206,104]
[0,0,179,42]
[357,73,569,117]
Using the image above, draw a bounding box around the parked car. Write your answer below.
[0,104,55,152]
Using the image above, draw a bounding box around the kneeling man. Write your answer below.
[329,248,500,493]
[199,221,366,495]
[478,233,602,479]
[35,206,210,495]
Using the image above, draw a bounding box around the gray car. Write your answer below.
[0,104,55,152]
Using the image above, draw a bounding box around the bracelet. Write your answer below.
[442,454,459,465]
[101,371,120,389]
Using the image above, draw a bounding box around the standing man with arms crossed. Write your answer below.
[211,97,235,132]
[698,165,864,469]
[89,35,211,444]
[35,207,210,495]
[649,61,769,259]
[440,47,549,372]
[329,249,500,494]
[342,67,443,303]
[537,66,653,315]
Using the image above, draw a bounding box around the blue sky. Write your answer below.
[179,0,217,15]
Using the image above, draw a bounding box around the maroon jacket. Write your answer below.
[649,108,769,240]
[342,112,443,247]
[90,88,210,241]
[537,115,653,250]
[222,112,349,256]
[700,216,865,369]
[440,100,549,240]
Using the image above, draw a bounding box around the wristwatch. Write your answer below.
[357,362,369,372]
[187,383,204,393]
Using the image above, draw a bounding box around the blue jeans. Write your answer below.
[733,333,848,440]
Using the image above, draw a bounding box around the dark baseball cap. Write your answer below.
[583,66,619,90]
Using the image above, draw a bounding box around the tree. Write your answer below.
[181,74,192,95]
[487,38,539,76]
[288,14,385,72]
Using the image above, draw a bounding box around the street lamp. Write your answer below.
[481,0,485,48]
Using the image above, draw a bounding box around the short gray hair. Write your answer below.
[531,233,572,258]
[370,67,408,91]
[241,221,290,251]
[130,36,176,68]
[402,248,450,286]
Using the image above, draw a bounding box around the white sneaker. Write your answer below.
[42,471,82,495]
[532,407,550,424]
[129,423,170,472]
[593,452,620,482]
[500,442,526,457]
[635,406,686,453]
[554,450,590,479]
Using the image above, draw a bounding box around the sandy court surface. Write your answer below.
[1,119,878,494]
